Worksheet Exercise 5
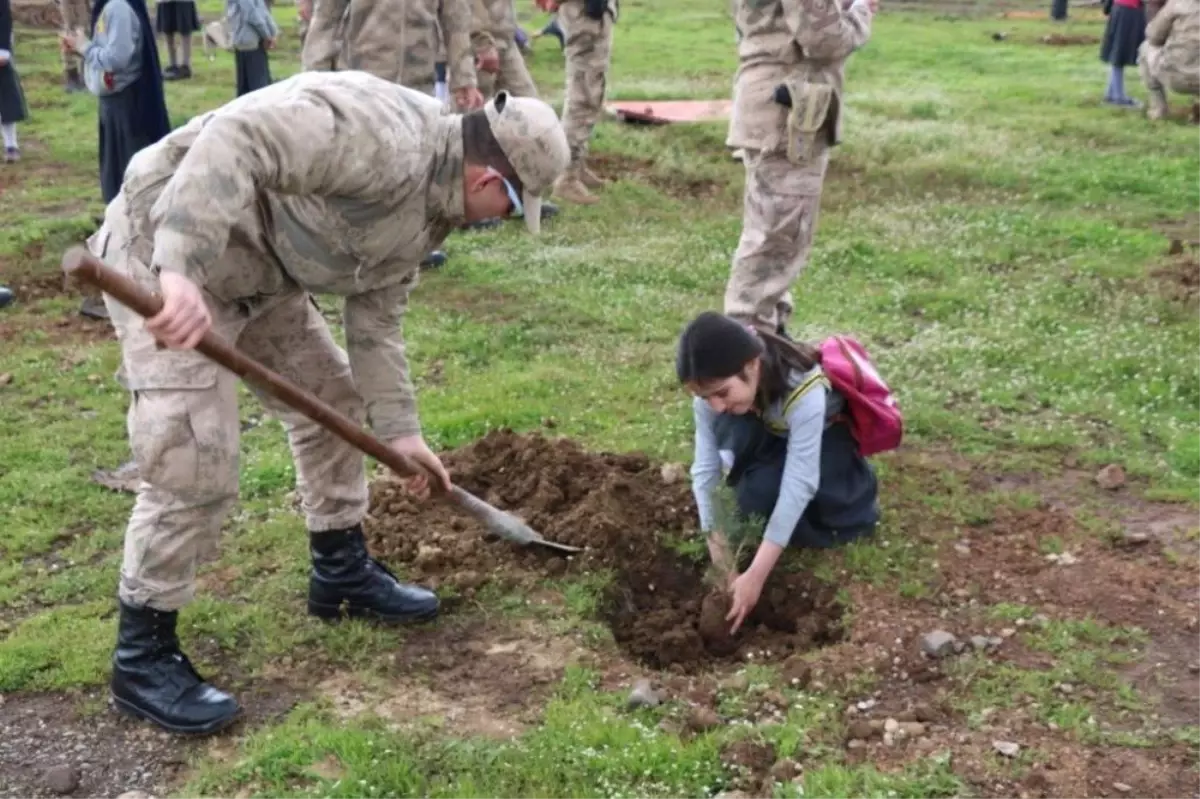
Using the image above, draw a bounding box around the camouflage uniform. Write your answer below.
[552,0,617,203]
[58,0,91,89]
[301,0,350,70]
[723,0,873,332]
[472,0,537,98]
[86,71,569,611]
[303,0,476,96]
[1139,0,1200,119]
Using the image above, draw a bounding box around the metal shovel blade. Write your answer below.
[451,486,583,553]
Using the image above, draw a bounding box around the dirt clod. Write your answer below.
[921,629,959,658]
[627,678,661,709]
[993,740,1021,758]
[686,705,721,733]
[769,757,800,783]
[43,765,80,795]
[1095,464,1127,490]
[846,720,878,741]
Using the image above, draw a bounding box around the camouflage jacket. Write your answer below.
[727,0,872,156]
[305,0,476,92]
[1147,0,1200,94]
[120,72,469,439]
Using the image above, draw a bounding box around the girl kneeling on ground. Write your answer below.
[678,312,880,634]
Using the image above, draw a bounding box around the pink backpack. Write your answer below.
[819,335,903,457]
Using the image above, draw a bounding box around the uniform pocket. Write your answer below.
[785,79,836,164]
[128,386,235,498]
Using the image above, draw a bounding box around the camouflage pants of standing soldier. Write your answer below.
[58,0,91,87]
[476,43,537,99]
[90,207,374,612]
[724,146,830,333]
[558,0,612,171]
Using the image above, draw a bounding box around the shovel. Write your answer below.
[62,247,583,555]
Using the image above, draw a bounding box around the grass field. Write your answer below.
[0,0,1198,796]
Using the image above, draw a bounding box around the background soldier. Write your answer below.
[1139,0,1199,120]
[538,0,616,205]
[723,0,875,334]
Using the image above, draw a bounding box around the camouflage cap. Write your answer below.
[485,92,570,234]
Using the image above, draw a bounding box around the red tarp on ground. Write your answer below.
[606,100,733,125]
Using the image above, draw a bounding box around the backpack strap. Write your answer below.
[778,371,831,421]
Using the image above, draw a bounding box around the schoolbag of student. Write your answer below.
[818,335,903,457]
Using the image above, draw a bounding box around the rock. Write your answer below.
[884,718,900,733]
[846,721,877,741]
[882,732,895,746]
[1118,531,1151,547]
[847,739,867,750]
[856,698,877,711]
[769,758,800,782]
[627,678,661,709]
[715,792,752,799]
[1001,628,1017,638]
[1188,662,1200,675]
[954,543,971,556]
[686,705,721,733]
[987,637,1004,648]
[993,740,1020,758]
[1095,464,1126,490]
[921,630,959,658]
[1057,683,1074,695]
[897,722,927,738]
[1113,783,1133,794]
[116,793,155,799]
[660,463,688,485]
[0,373,11,386]
[970,635,991,651]
[1057,552,1078,566]
[44,765,81,795]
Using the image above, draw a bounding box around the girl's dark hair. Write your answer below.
[461,102,523,195]
[676,312,821,410]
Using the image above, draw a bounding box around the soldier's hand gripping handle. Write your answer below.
[60,246,445,492]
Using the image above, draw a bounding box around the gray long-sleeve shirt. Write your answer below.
[691,366,830,548]
[82,0,142,96]
[227,0,279,50]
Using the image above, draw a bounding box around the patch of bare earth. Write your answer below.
[318,616,596,739]
[0,677,303,799]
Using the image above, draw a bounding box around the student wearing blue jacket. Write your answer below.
[227,0,278,96]
[61,0,170,203]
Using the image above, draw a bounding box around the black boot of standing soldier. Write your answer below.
[308,525,439,622]
[110,601,241,734]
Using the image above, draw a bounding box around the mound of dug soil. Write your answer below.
[364,430,698,585]
[366,430,844,667]
[602,550,846,670]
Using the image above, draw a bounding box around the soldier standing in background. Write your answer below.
[472,0,536,99]
[302,0,481,103]
[58,0,91,91]
[537,0,615,205]
[723,0,875,334]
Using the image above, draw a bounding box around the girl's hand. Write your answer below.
[726,569,766,634]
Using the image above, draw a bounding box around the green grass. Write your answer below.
[0,0,1197,796]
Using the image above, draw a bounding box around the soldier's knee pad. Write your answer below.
[128,387,240,503]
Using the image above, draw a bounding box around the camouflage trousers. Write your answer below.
[724,146,830,332]
[90,205,370,612]
[59,0,92,71]
[558,0,613,166]
[476,43,538,99]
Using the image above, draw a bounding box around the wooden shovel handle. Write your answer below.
[61,246,439,487]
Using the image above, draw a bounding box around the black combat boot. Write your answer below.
[420,250,447,270]
[110,601,240,735]
[308,525,439,623]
